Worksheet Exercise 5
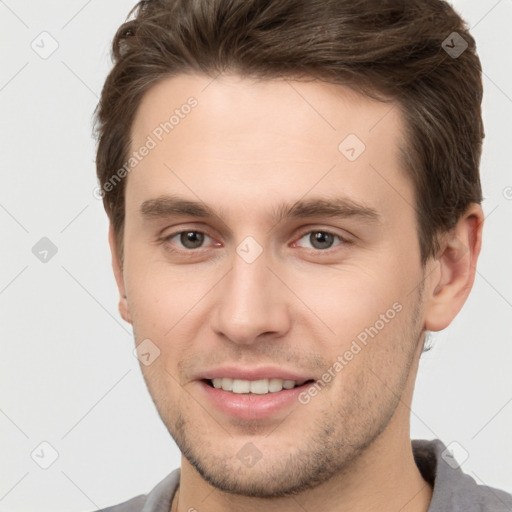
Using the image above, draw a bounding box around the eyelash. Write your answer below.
[160,228,350,254]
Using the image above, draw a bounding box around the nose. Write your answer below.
[210,245,292,346]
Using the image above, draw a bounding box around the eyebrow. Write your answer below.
[140,194,381,226]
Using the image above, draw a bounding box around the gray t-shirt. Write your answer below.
[95,439,512,511]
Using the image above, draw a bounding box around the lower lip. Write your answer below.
[199,380,311,420]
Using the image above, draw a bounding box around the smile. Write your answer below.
[208,378,310,394]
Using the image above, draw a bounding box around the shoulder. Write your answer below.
[85,469,180,512]
[412,439,512,512]
[96,494,147,512]
[445,472,512,511]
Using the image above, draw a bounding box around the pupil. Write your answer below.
[311,232,333,250]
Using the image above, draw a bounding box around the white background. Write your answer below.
[1,1,511,510]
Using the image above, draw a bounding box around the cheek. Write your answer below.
[123,239,204,325]
[315,297,418,417]
[288,262,411,343]
[290,263,422,402]
[128,275,200,340]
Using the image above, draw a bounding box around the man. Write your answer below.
[92,0,512,511]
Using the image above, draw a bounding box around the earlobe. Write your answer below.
[108,224,133,325]
[423,204,484,332]
[118,293,132,324]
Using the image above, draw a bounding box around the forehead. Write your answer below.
[126,73,411,220]
[131,73,403,154]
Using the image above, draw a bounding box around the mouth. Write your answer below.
[204,377,314,394]
[196,366,318,419]
[200,377,316,419]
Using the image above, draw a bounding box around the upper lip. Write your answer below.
[197,366,315,382]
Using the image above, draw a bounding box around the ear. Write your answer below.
[423,203,484,332]
[108,224,132,324]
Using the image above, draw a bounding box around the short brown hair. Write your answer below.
[95,0,484,265]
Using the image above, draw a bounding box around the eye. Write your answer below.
[294,230,346,251]
[164,230,214,250]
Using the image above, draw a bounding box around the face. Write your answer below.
[117,74,430,497]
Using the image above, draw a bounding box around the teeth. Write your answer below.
[210,378,304,394]
[221,378,233,391]
[232,379,250,393]
[269,378,283,392]
[250,379,269,394]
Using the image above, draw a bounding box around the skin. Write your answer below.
[109,73,483,512]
